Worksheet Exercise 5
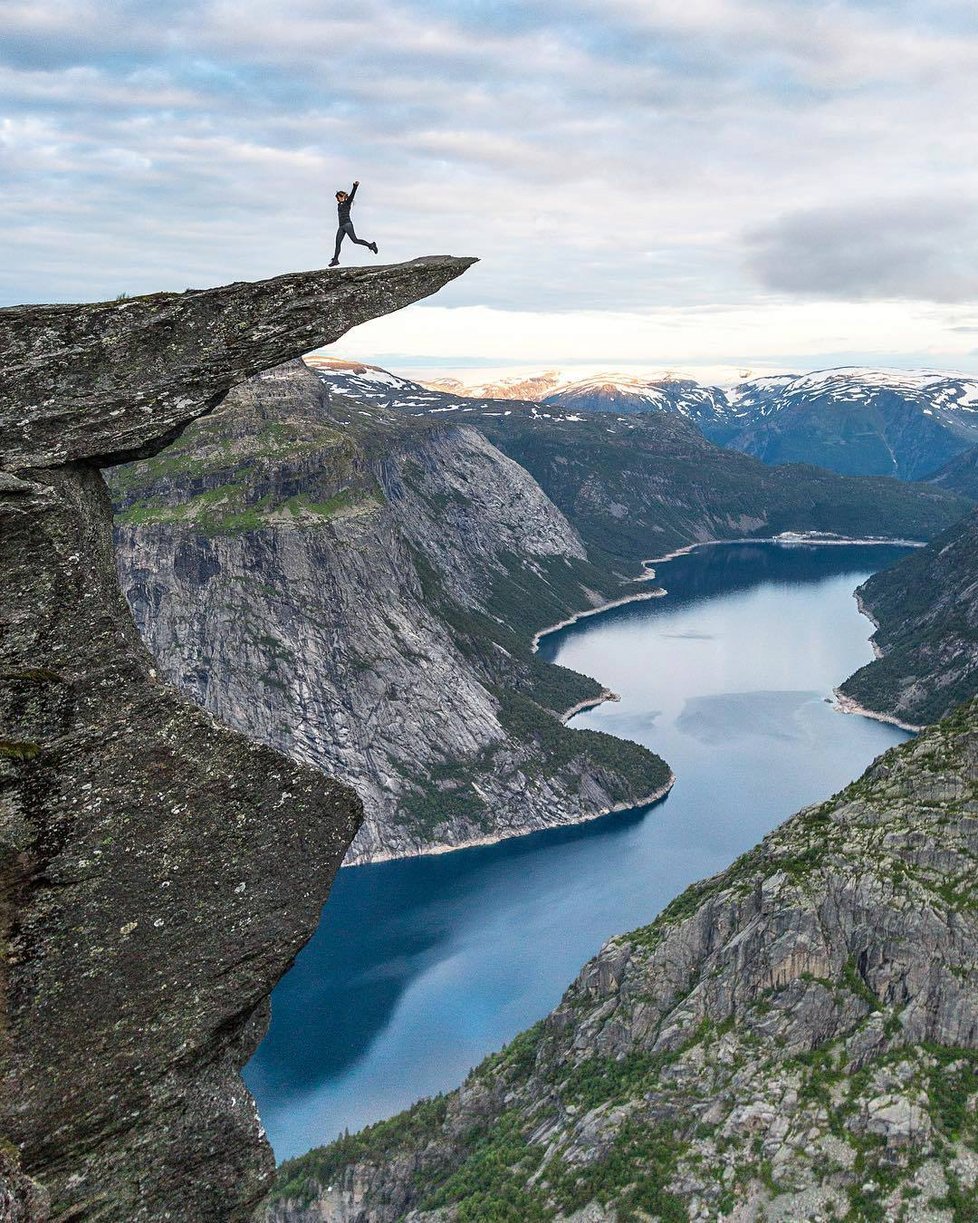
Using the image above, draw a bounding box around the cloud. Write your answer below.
[325,297,978,380]
[2,0,978,376]
[744,199,978,302]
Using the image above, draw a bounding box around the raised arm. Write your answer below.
[348,181,359,202]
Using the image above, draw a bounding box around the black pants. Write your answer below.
[334,221,372,260]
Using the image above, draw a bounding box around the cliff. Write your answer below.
[268,698,978,1221]
[839,510,978,727]
[0,257,473,1220]
[109,361,671,864]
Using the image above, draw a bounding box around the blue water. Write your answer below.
[245,541,913,1160]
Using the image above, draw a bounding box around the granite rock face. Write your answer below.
[1,258,474,471]
[0,258,473,1220]
[269,701,978,1221]
[109,361,672,864]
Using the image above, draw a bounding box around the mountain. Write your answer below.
[540,374,734,434]
[472,407,968,567]
[838,510,978,727]
[0,259,472,1221]
[417,369,738,434]
[928,444,978,500]
[395,364,978,481]
[422,368,565,400]
[267,698,978,1222]
[725,367,978,480]
[310,361,971,568]
[110,361,672,865]
[304,356,449,405]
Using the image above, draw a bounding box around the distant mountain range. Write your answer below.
[306,357,969,569]
[340,360,978,483]
[724,368,978,480]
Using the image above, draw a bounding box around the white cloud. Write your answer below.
[2,0,978,371]
[326,298,978,375]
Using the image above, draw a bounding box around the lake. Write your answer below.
[244,540,913,1160]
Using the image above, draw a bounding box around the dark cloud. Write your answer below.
[745,200,978,303]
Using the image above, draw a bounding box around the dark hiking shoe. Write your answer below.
[370,242,379,254]
[329,259,340,267]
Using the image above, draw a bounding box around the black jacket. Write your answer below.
[337,183,358,225]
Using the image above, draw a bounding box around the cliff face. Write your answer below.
[110,362,671,864]
[839,510,978,727]
[269,699,978,1222]
[0,257,474,1220]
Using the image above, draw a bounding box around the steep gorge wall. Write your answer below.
[270,699,978,1222]
[111,362,671,864]
[0,258,473,1220]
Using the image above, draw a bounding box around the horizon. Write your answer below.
[308,353,978,391]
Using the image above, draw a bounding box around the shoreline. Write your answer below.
[343,773,677,869]
[530,587,667,651]
[854,589,884,659]
[349,532,920,870]
[560,687,621,723]
[532,535,925,652]
[832,689,922,733]
[631,532,926,582]
[832,586,923,732]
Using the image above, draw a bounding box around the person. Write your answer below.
[329,181,379,266]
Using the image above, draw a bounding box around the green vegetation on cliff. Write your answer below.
[840,509,978,726]
[268,700,978,1222]
[477,409,972,564]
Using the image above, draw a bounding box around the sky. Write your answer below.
[3,0,978,381]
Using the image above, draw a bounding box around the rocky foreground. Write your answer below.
[269,698,978,1222]
[0,258,473,1220]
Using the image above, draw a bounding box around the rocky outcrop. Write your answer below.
[1,258,474,471]
[0,257,473,1220]
[109,361,672,864]
[267,700,978,1221]
[839,509,978,727]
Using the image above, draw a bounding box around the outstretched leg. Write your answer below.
[345,222,378,253]
[330,226,345,266]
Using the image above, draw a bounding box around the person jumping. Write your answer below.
[329,181,379,266]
